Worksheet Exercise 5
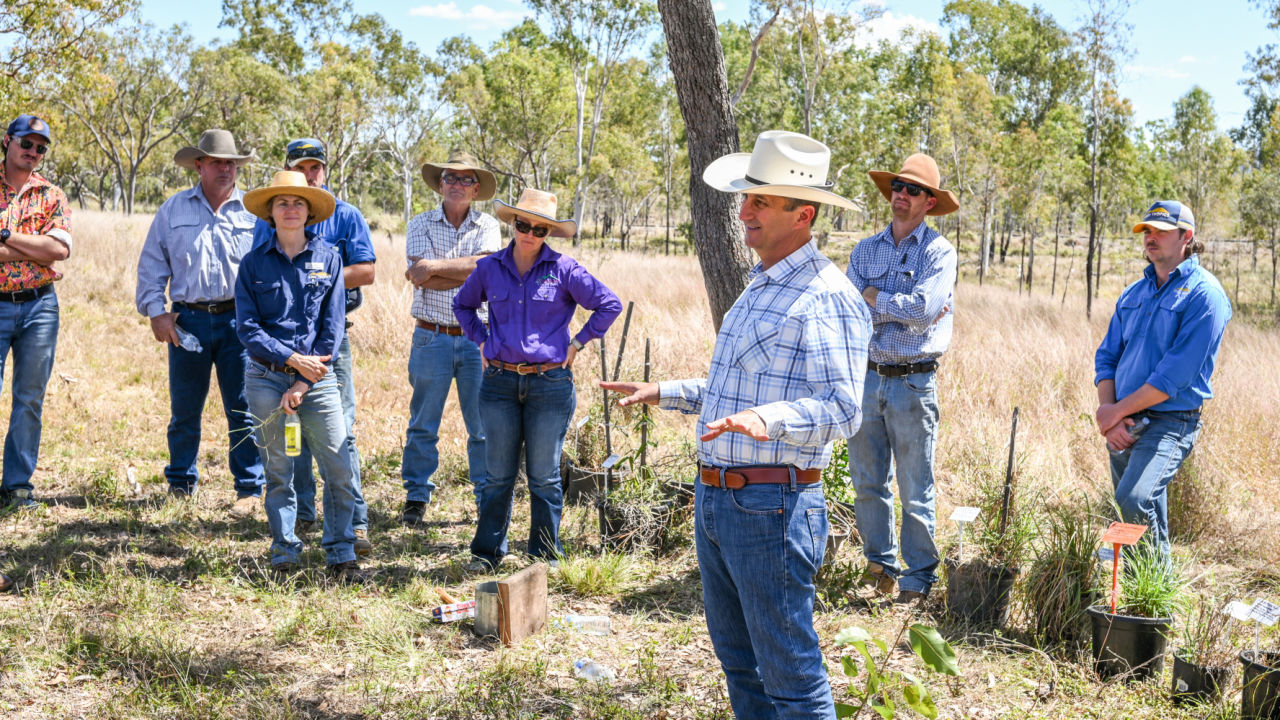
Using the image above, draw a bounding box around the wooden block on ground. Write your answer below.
[497,562,547,647]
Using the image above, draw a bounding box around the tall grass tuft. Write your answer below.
[553,549,640,597]
[1022,494,1101,648]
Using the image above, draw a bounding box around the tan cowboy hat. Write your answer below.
[702,130,860,211]
[494,188,578,238]
[422,149,497,201]
[243,171,336,224]
[868,153,959,216]
[174,129,253,170]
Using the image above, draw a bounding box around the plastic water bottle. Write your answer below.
[573,659,615,682]
[174,324,203,353]
[563,614,611,635]
[284,414,302,457]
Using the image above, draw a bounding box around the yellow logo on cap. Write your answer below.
[1148,207,1170,216]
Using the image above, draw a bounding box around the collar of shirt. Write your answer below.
[186,182,246,216]
[1142,253,1199,288]
[877,219,932,248]
[263,230,322,258]
[426,204,483,232]
[749,239,822,285]
[495,240,561,279]
[1,170,51,201]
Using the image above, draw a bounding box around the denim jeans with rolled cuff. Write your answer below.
[1108,408,1200,560]
[848,367,941,594]
[470,365,574,566]
[0,288,59,495]
[695,477,835,720]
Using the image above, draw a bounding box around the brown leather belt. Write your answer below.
[250,356,298,374]
[699,465,821,490]
[492,360,561,375]
[868,359,938,377]
[416,319,464,336]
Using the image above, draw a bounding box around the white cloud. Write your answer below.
[1125,64,1191,80]
[713,2,728,11]
[408,2,527,26]
[859,11,940,47]
[1177,55,1196,64]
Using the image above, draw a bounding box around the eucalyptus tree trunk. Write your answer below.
[658,0,752,330]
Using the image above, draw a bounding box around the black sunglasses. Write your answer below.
[514,218,550,238]
[890,179,932,197]
[17,138,48,155]
[441,173,478,187]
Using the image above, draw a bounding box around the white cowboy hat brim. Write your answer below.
[703,152,860,211]
[494,200,578,238]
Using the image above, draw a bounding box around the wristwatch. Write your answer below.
[571,338,585,352]
[0,229,10,244]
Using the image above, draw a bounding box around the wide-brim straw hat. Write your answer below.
[174,129,253,170]
[494,188,578,238]
[702,130,860,211]
[422,149,497,202]
[868,153,959,216]
[243,171,336,224]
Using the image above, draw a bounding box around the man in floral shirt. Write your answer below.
[0,114,72,512]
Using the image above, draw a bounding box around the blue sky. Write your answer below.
[145,0,1273,131]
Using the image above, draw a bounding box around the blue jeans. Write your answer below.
[0,288,59,494]
[402,326,487,505]
[1108,409,1200,559]
[470,365,574,565]
[696,478,834,719]
[848,368,940,594]
[244,362,356,566]
[166,307,264,496]
[291,334,367,529]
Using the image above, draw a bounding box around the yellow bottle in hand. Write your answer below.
[284,413,302,457]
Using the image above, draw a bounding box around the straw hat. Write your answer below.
[174,129,252,170]
[867,153,959,216]
[243,171,336,224]
[702,130,860,211]
[421,149,497,201]
[494,188,578,238]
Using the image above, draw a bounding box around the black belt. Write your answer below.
[250,356,297,374]
[868,359,938,377]
[174,299,235,314]
[0,284,53,303]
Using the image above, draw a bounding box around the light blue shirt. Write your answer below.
[659,242,870,469]
[1094,255,1232,412]
[845,221,956,364]
[135,183,258,318]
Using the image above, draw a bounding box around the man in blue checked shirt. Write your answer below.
[845,153,958,607]
[604,130,871,720]
[1095,200,1230,560]
[251,138,377,556]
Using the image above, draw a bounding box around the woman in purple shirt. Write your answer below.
[454,188,621,571]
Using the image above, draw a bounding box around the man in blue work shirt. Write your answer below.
[251,138,377,556]
[845,153,958,607]
[1094,200,1231,560]
[136,129,264,512]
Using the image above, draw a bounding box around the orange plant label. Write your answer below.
[1100,522,1147,546]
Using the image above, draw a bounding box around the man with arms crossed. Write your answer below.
[604,131,870,720]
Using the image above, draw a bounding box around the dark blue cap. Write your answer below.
[285,138,326,167]
[7,115,52,143]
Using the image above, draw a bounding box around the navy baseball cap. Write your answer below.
[7,115,52,142]
[1133,200,1194,233]
[285,138,326,167]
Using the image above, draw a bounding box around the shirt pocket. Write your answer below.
[168,212,203,277]
[303,273,336,318]
[1118,293,1146,344]
[1152,290,1186,347]
[735,320,781,375]
[486,288,514,326]
[251,280,286,319]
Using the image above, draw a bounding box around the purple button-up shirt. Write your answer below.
[453,242,621,365]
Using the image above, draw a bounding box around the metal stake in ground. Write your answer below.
[611,301,634,382]
[998,406,1019,537]
[640,338,651,471]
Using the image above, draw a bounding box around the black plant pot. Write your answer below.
[561,462,613,505]
[1170,654,1230,705]
[943,558,1019,628]
[1241,650,1280,719]
[1086,605,1172,681]
[823,525,849,566]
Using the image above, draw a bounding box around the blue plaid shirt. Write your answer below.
[659,242,871,469]
[845,221,956,364]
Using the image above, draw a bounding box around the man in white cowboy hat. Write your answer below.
[1094,200,1230,561]
[845,152,959,607]
[136,129,265,512]
[603,130,871,720]
[399,149,501,525]
[0,114,72,513]
[250,138,377,555]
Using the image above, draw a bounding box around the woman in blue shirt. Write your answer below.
[235,171,363,583]
[453,188,621,572]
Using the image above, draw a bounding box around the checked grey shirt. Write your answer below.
[406,205,502,326]
[659,241,871,470]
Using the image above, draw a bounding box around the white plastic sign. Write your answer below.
[601,453,622,470]
[1224,600,1254,622]
[950,506,980,523]
[576,415,591,429]
[1249,599,1280,627]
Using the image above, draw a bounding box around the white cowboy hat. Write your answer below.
[702,130,860,211]
[244,171,336,224]
[494,188,578,238]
